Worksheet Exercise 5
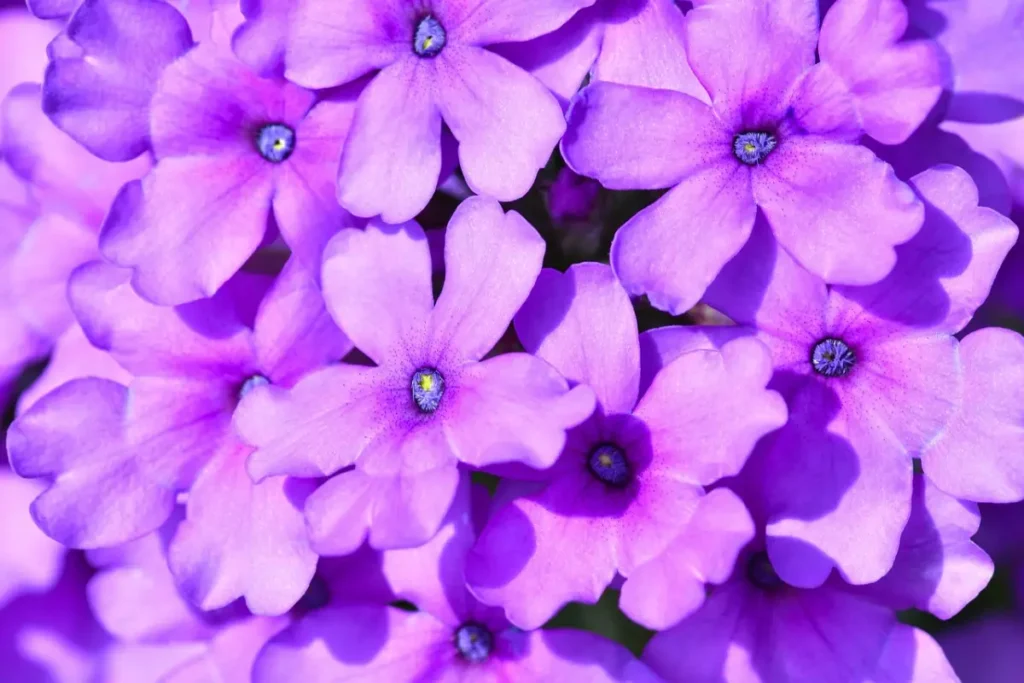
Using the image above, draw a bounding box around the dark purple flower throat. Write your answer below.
[588,443,632,488]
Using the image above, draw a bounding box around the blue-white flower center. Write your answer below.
[255,123,296,163]
[587,443,631,488]
[733,131,777,165]
[413,15,446,58]
[454,622,493,663]
[411,367,445,413]
[746,551,784,592]
[811,337,856,378]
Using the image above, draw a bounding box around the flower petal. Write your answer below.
[320,220,432,365]
[859,475,992,619]
[592,0,708,101]
[283,0,407,88]
[253,606,449,683]
[430,197,545,363]
[252,258,351,387]
[611,159,756,315]
[168,440,318,616]
[99,155,275,306]
[6,378,186,548]
[42,0,193,161]
[444,353,596,470]
[306,465,461,553]
[685,0,818,129]
[924,328,1024,503]
[336,59,442,223]
[620,488,754,631]
[515,263,640,414]
[446,0,595,45]
[818,0,945,145]
[753,136,923,285]
[436,46,565,202]
[272,96,360,276]
[69,260,256,379]
[633,337,787,486]
[561,82,730,190]
[238,365,395,482]
[834,165,1018,337]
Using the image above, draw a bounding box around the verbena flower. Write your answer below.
[561,0,938,314]
[465,263,786,629]
[235,197,595,551]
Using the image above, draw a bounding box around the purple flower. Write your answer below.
[254,483,661,682]
[0,469,64,608]
[275,0,595,223]
[642,474,992,682]
[923,327,1024,502]
[87,514,289,681]
[464,263,785,629]
[701,165,1017,587]
[2,83,150,342]
[905,0,1024,205]
[94,36,359,305]
[7,258,351,616]
[235,197,595,551]
[0,551,110,682]
[561,0,934,314]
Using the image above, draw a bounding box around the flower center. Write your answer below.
[411,367,445,413]
[746,551,784,592]
[733,131,777,165]
[255,123,296,163]
[454,622,493,664]
[413,15,446,58]
[587,443,631,488]
[811,337,856,378]
[239,374,270,398]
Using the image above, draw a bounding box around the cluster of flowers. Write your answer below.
[1,0,1023,680]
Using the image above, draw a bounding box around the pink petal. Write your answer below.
[167,439,317,616]
[924,327,1024,502]
[69,260,256,379]
[593,0,709,101]
[446,0,596,45]
[818,0,945,144]
[272,96,361,277]
[685,0,818,129]
[611,159,756,315]
[238,365,395,481]
[253,606,449,682]
[284,0,407,88]
[620,488,754,631]
[320,220,433,365]
[436,46,565,202]
[336,59,442,223]
[430,197,545,363]
[562,82,731,190]
[859,475,993,619]
[753,136,923,285]
[252,258,351,387]
[515,263,641,414]
[634,337,788,486]
[99,155,275,306]
[443,353,596,470]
